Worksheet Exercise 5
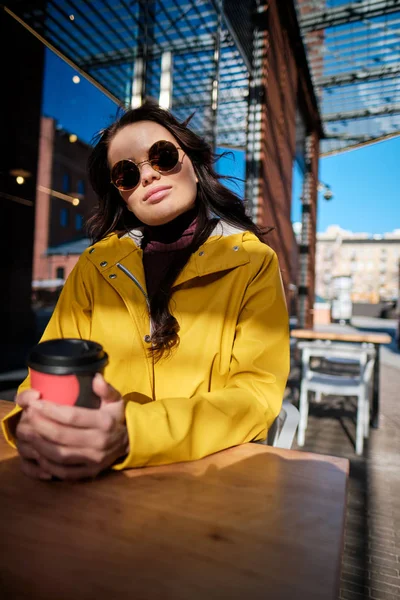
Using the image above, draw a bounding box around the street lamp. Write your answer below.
[318,181,333,201]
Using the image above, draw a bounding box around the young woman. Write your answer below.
[2,101,290,480]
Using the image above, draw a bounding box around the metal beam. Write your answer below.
[169,88,248,109]
[321,130,400,156]
[317,64,400,88]
[325,133,377,141]
[324,104,400,122]
[79,35,232,71]
[300,0,400,33]
[2,5,123,106]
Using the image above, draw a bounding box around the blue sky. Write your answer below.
[43,49,398,235]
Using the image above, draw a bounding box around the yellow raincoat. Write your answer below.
[2,222,290,468]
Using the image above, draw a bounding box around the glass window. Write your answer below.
[56,266,65,279]
[77,179,85,195]
[60,207,69,227]
[75,213,84,231]
[62,173,71,192]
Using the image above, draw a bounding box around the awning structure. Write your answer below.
[297,0,400,156]
[32,278,65,289]
[46,238,90,255]
[6,1,400,157]
[4,0,254,149]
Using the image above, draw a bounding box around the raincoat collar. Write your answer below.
[86,220,251,286]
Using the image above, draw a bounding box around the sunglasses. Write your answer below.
[111,140,182,191]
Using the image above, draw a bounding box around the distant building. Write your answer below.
[33,117,96,284]
[316,225,400,303]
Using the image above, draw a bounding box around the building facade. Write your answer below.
[33,117,97,284]
[250,0,322,325]
[316,225,400,303]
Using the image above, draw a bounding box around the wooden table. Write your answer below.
[0,400,349,600]
[291,329,391,428]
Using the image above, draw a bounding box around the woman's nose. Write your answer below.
[140,162,161,184]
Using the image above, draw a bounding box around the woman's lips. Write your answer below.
[144,187,172,204]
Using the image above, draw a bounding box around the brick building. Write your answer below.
[33,117,97,284]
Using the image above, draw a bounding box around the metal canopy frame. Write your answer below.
[297,0,400,155]
[3,0,253,150]
[301,0,400,31]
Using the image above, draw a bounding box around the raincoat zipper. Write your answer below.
[116,262,153,335]
[117,262,156,401]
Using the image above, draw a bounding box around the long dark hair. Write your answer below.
[87,100,267,360]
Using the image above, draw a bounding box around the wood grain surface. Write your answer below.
[0,400,349,600]
[291,329,391,344]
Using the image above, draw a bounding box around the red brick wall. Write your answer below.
[33,117,54,281]
[257,0,299,295]
[48,129,98,247]
[307,130,320,327]
[33,117,97,282]
[255,0,321,323]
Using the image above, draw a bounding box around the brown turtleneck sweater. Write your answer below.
[142,208,198,299]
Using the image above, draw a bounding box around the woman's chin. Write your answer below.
[139,208,192,227]
[140,215,176,227]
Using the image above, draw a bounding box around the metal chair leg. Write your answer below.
[356,391,365,455]
[363,382,371,439]
[297,385,309,447]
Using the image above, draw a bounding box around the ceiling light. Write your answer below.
[69,134,78,143]
[69,14,75,21]
[72,75,80,84]
[16,176,24,185]
[72,198,80,206]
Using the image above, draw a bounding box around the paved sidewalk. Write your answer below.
[290,319,400,600]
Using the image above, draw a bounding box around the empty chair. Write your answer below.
[297,344,375,455]
[255,400,300,449]
[297,340,376,382]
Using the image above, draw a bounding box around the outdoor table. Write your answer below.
[0,399,348,600]
[291,329,391,428]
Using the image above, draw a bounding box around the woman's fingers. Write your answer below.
[16,389,41,408]
[16,439,40,461]
[30,432,110,466]
[16,411,53,480]
[27,399,115,432]
[16,408,41,444]
[14,384,128,482]
[93,373,121,405]
[19,457,52,480]
[37,440,126,481]
[27,406,122,450]
[37,457,98,481]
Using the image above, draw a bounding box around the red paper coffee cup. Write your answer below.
[27,339,108,409]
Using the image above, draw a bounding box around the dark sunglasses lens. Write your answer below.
[112,160,140,190]
[149,141,179,172]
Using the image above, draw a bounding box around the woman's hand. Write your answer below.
[15,374,129,481]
